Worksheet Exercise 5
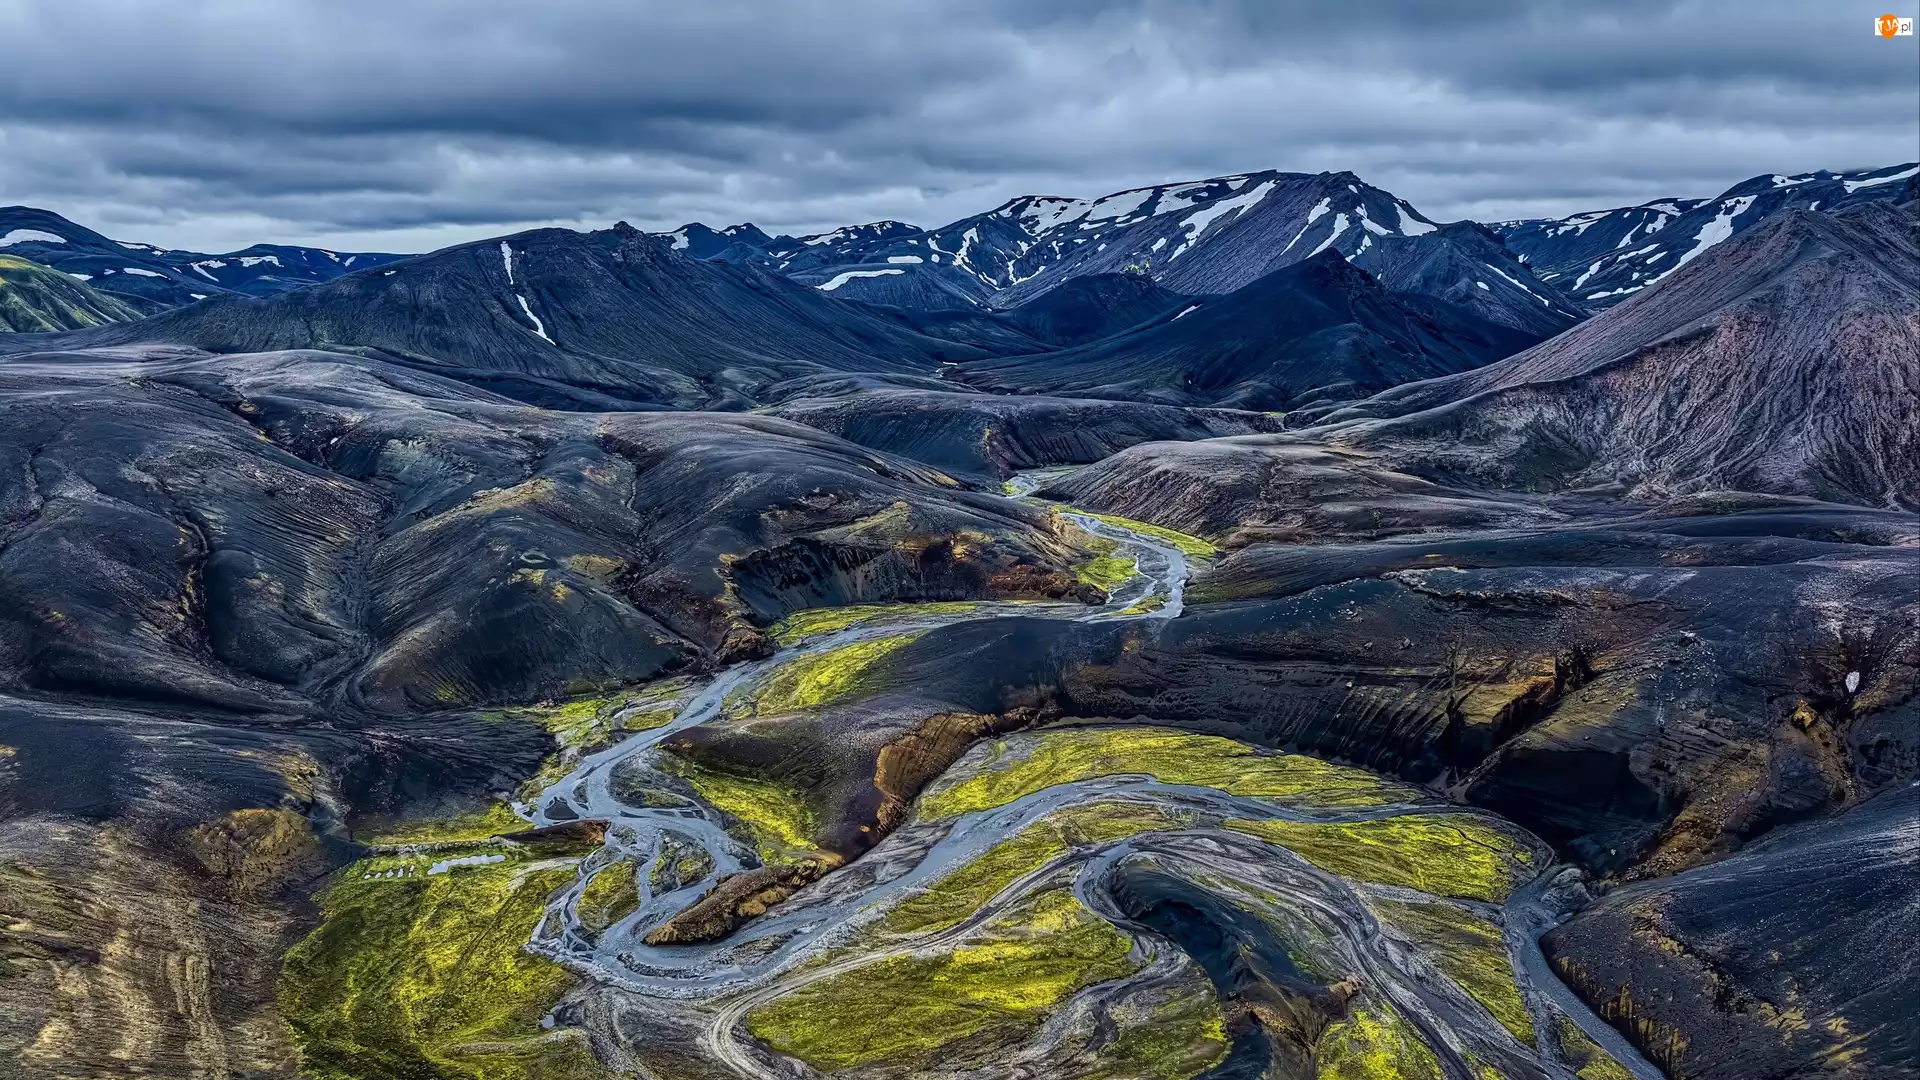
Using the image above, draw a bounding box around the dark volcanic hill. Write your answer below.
[998,272,1190,347]
[0,205,405,309]
[6,224,992,408]
[1546,781,1920,1080]
[1495,162,1918,310]
[0,254,143,332]
[764,377,1282,480]
[957,251,1541,412]
[841,272,1190,355]
[0,345,1103,715]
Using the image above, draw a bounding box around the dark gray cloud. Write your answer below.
[0,0,1912,252]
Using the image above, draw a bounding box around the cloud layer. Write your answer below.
[1,0,1912,252]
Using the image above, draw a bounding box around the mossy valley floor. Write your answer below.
[274,654,1625,1080]
[278,839,602,1080]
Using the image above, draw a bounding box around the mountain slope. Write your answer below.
[14,223,990,408]
[0,205,405,309]
[0,254,144,332]
[998,273,1190,347]
[1495,162,1919,310]
[1339,204,1920,506]
[831,272,1188,355]
[958,251,1540,411]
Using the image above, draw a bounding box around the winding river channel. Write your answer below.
[518,467,1661,1080]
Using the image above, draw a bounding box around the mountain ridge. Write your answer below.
[0,223,991,409]
[1495,161,1919,309]
[0,205,407,310]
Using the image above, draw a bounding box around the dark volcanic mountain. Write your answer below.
[662,221,779,260]
[9,224,992,408]
[0,205,406,310]
[0,253,143,331]
[1495,162,1919,310]
[958,251,1541,412]
[1546,781,1920,1080]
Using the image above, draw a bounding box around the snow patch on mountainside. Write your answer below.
[1393,202,1437,236]
[0,229,65,247]
[1661,195,1757,279]
[1844,164,1919,193]
[1307,214,1350,257]
[515,294,552,343]
[1169,179,1276,260]
[817,268,905,291]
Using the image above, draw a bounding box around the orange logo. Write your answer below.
[1881,13,1901,37]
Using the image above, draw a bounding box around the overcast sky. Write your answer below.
[1,0,1914,253]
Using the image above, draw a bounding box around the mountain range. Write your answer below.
[655,170,1589,339]
[15,223,987,409]
[0,205,405,311]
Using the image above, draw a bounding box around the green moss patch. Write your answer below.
[365,802,529,847]
[576,858,640,935]
[733,633,921,716]
[1085,973,1231,1080]
[748,889,1136,1071]
[769,602,984,645]
[660,755,819,863]
[1226,813,1536,903]
[1554,1018,1638,1080]
[885,801,1186,935]
[504,683,688,799]
[1372,900,1533,1045]
[1071,532,1139,592]
[1070,510,1217,559]
[649,832,715,893]
[920,729,1414,821]
[1315,1003,1445,1080]
[279,849,603,1080]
